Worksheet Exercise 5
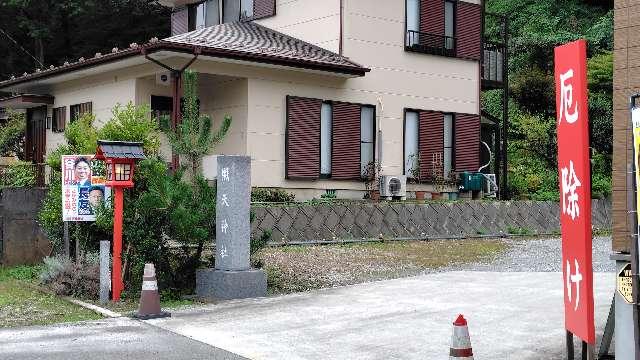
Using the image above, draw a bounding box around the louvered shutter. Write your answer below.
[419,111,444,181]
[80,102,92,116]
[286,96,321,180]
[53,107,66,133]
[331,102,361,180]
[454,113,480,172]
[253,0,276,19]
[171,7,189,36]
[420,0,444,35]
[456,2,482,60]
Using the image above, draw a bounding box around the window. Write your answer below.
[52,107,66,133]
[360,106,375,177]
[444,0,455,50]
[404,111,419,178]
[205,0,221,26]
[443,113,454,178]
[320,102,332,176]
[223,0,241,23]
[406,0,420,46]
[189,2,207,30]
[241,0,254,19]
[70,102,92,123]
[151,96,173,129]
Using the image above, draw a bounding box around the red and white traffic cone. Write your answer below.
[133,263,170,320]
[449,314,474,359]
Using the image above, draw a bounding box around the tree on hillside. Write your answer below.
[0,0,170,77]
[485,0,613,200]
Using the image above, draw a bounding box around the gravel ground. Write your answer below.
[457,236,615,272]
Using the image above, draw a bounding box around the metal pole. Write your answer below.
[112,187,124,301]
[629,95,640,360]
[501,17,509,199]
[567,330,574,360]
[63,221,69,260]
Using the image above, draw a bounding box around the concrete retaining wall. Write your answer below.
[251,199,611,244]
[0,188,51,266]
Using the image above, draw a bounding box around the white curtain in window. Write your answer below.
[443,114,453,178]
[241,0,254,19]
[321,103,332,175]
[195,2,207,30]
[404,111,419,177]
[223,0,241,23]
[205,0,221,26]
[406,0,420,46]
[360,106,375,176]
[445,1,455,49]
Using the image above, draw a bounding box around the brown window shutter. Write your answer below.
[286,96,321,180]
[419,111,444,181]
[420,0,445,35]
[253,0,276,20]
[81,102,92,116]
[456,2,482,60]
[454,113,480,172]
[53,107,66,132]
[331,102,361,180]
[171,7,189,36]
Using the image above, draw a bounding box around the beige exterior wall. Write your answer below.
[45,73,136,155]
[255,0,341,53]
[248,0,479,199]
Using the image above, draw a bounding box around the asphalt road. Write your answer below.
[0,317,247,360]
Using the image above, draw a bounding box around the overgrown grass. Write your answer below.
[256,239,509,295]
[0,265,101,328]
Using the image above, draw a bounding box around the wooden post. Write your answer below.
[112,187,124,301]
[63,221,69,260]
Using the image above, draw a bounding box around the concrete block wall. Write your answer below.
[0,188,51,266]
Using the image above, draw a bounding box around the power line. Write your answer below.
[0,26,44,69]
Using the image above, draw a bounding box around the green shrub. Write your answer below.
[43,260,100,300]
[0,161,36,188]
[251,188,295,203]
[39,256,67,283]
[0,111,26,158]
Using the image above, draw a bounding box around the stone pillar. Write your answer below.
[196,155,267,300]
[99,240,111,304]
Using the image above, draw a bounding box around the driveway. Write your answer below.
[0,316,247,360]
[146,271,614,360]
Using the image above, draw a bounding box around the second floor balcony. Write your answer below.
[405,30,456,58]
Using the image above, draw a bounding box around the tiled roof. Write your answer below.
[97,140,146,159]
[0,22,368,89]
[163,21,366,72]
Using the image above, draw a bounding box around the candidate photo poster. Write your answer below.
[61,155,111,222]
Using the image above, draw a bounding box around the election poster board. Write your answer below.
[554,39,595,344]
[61,155,110,222]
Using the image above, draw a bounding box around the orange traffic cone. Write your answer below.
[133,263,170,320]
[449,314,474,359]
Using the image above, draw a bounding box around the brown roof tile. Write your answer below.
[0,22,368,89]
[163,21,365,71]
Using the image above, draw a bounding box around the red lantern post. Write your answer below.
[95,141,145,301]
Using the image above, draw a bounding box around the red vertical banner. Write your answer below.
[554,39,595,344]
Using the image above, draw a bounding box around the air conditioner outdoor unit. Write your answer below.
[379,175,407,200]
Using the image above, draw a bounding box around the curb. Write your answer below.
[64,297,123,318]
[24,282,123,318]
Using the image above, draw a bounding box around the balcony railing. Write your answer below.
[482,41,505,85]
[405,30,456,57]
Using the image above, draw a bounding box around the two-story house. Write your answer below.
[0,0,506,200]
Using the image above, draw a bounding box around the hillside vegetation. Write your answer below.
[484,0,612,200]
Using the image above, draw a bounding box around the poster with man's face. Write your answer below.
[62,155,111,221]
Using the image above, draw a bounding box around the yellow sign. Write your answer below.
[618,263,633,304]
